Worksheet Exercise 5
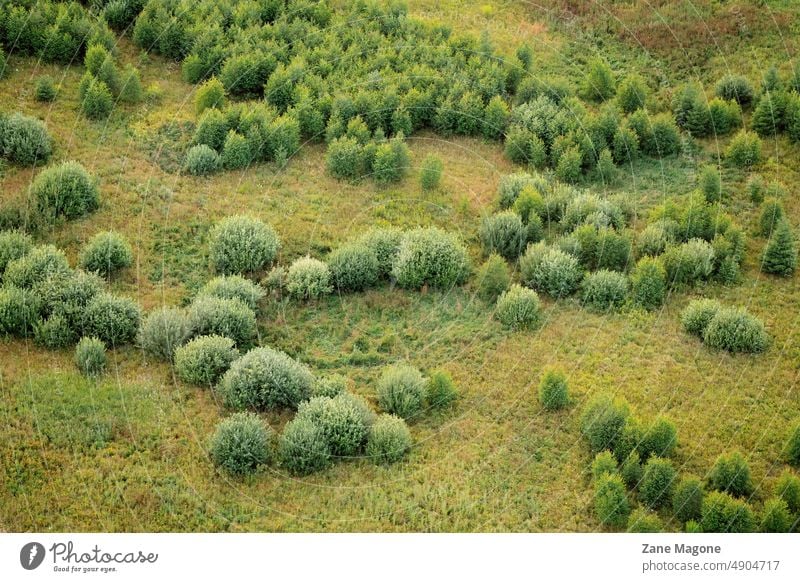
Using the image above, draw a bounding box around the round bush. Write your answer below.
[630,257,666,311]
[581,270,628,311]
[626,509,663,533]
[0,113,53,165]
[708,451,754,497]
[209,412,273,476]
[34,269,103,330]
[480,211,526,260]
[78,231,133,278]
[366,414,412,464]
[279,416,331,475]
[662,239,715,287]
[217,346,314,411]
[376,364,427,420]
[594,474,630,529]
[0,230,33,276]
[640,416,678,459]
[188,296,256,347]
[356,228,403,279]
[31,161,100,221]
[0,286,41,337]
[419,154,443,190]
[184,144,221,175]
[35,76,57,102]
[195,77,226,115]
[312,374,348,399]
[328,243,379,292]
[296,392,375,458]
[196,275,265,311]
[591,450,618,481]
[725,130,761,168]
[616,74,648,113]
[3,244,70,289]
[83,292,142,346]
[580,394,629,454]
[672,476,704,523]
[520,242,584,298]
[286,256,332,300]
[701,491,755,533]
[715,74,754,106]
[475,254,510,302]
[759,198,785,238]
[138,306,191,361]
[495,284,541,330]
[637,222,674,257]
[75,336,107,377]
[786,423,800,467]
[427,370,458,410]
[513,186,546,224]
[34,314,75,349]
[392,227,469,290]
[372,138,410,184]
[640,457,677,509]
[209,215,279,275]
[175,335,239,387]
[760,497,791,533]
[539,369,569,411]
[681,298,721,336]
[193,108,228,151]
[81,77,113,119]
[775,469,800,513]
[703,307,769,354]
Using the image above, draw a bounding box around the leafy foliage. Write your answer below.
[74,336,107,377]
[392,228,470,290]
[209,216,279,275]
[175,335,239,387]
[209,412,273,476]
[366,414,412,464]
[78,231,133,278]
[376,364,427,420]
[495,284,541,330]
[31,161,100,222]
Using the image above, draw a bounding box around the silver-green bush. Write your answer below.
[196,275,265,311]
[138,306,191,360]
[296,392,375,457]
[392,227,470,290]
[495,284,541,329]
[83,292,142,346]
[75,336,107,376]
[520,242,584,298]
[0,230,33,276]
[188,296,256,347]
[703,308,769,354]
[3,244,70,289]
[279,416,331,475]
[376,364,427,420]
[366,414,412,464]
[209,215,279,275]
[175,335,239,387]
[209,412,273,476]
[581,270,628,311]
[680,298,722,337]
[78,231,133,278]
[328,243,379,292]
[31,161,100,221]
[286,256,333,299]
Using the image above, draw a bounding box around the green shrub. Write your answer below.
[520,242,583,298]
[761,220,797,277]
[0,230,33,276]
[194,108,228,151]
[376,364,427,420]
[427,370,458,410]
[0,113,53,165]
[209,215,279,275]
[219,52,277,96]
[286,256,333,300]
[640,457,677,509]
[366,414,412,464]
[83,293,141,346]
[536,368,568,411]
[175,335,239,387]
[326,136,367,180]
[0,287,40,337]
[703,307,769,354]
[752,93,785,136]
[513,186,546,224]
[138,306,191,361]
[775,469,800,513]
[583,57,616,102]
[699,165,722,203]
[81,77,113,119]
[475,254,510,301]
[630,257,666,310]
[759,198,785,238]
[613,418,644,464]
[760,497,791,533]
[715,74,754,106]
[673,476,704,523]
[612,125,639,164]
[34,270,102,331]
[662,239,715,287]
[419,154,443,190]
[356,228,403,279]
[217,346,313,411]
[74,336,107,377]
[195,77,226,115]
[594,474,629,528]
[580,270,628,312]
[34,75,57,102]
[279,416,331,475]
[725,130,761,168]
[372,137,410,184]
[591,450,618,481]
[626,509,663,533]
[784,423,800,467]
[78,231,133,278]
[209,412,273,476]
[616,74,648,113]
[187,296,256,347]
[296,392,375,457]
[701,491,755,533]
[708,98,741,135]
[31,161,100,221]
[555,146,582,183]
[392,227,470,290]
[119,66,143,103]
[313,375,348,399]
[497,172,546,209]
[681,298,722,336]
[640,416,678,460]
[620,451,643,490]
[708,451,754,497]
[480,211,525,260]
[221,131,253,170]
[581,394,629,454]
[3,244,70,289]
[34,314,75,349]
[184,144,221,175]
[196,275,264,311]
[328,243,379,292]
[495,284,541,330]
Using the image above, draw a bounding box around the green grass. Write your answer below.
[1,0,800,532]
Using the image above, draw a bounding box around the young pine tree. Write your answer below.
[762,220,797,277]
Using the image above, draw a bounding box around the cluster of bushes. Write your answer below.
[375,364,456,420]
[326,126,411,184]
[0,112,52,166]
[79,43,142,119]
[681,299,769,354]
